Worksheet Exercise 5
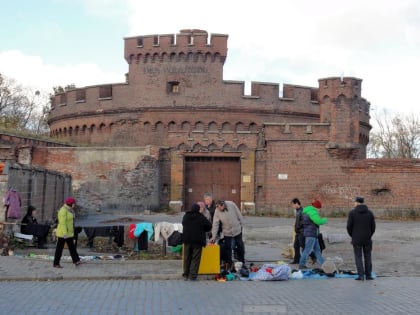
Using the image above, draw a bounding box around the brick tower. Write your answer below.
[123,29,228,104]
[318,77,371,159]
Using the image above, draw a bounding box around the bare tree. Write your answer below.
[0,73,50,133]
[368,109,420,158]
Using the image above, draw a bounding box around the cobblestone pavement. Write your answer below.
[1,277,419,315]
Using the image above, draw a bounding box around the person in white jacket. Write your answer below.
[210,200,245,271]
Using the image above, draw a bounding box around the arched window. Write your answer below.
[168,121,177,131]
[208,121,218,132]
[181,121,191,131]
[155,121,164,132]
[195,121,204,131]
[222,122,231,131]
[236,122,245,132]
[249,123,258,132]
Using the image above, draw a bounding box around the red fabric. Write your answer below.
[65,197,76,206]
[128,224,136,239]
[311,200,322,209]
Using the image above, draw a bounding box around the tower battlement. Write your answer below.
[318,77,362,100]
[124,29,228,64]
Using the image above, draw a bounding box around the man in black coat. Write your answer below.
[182,203,212,281]
[347,196,376,281]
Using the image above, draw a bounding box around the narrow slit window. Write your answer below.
[76,89,86,102]
[167,81,180,94]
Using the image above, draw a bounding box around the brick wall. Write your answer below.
[261,137,420,217]
[32,146,162,214]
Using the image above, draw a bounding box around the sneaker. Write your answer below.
[355,276,364,281]
[75,261,85,266]
[365,276,374,280]
[53,265,63,269]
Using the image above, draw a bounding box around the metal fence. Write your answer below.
[1,162,72,223]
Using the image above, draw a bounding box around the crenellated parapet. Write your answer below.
[124,29,228,65]
[317,77,371,158]
[318,77,370,121]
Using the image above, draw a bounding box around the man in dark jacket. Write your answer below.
[182,203,212,281]
[290,198,316,264]
[347,196,376,281]
[204,192,216,222]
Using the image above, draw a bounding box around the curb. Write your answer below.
[0,274,183,282]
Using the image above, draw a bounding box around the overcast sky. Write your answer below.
[1,0,419,116]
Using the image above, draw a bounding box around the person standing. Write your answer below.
[347,196,376,281]
[203,192,216,222]
[299,200,328,269]
[197,201,211,222]
[182,203,212,281]
[53,197,83,268]
[204,192,222,241]
[210,200,245,271]
[290,198,316,264]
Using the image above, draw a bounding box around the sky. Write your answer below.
[1,0,419,116]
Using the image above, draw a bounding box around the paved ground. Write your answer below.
[2,213,420,280]
[1,213,420,314]
[1,277,419,314]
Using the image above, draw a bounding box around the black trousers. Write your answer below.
[222,233,245,265]
[54,237,80,265]
[183,243,203,279]
[353,242,373,278]
[25,224,50,248]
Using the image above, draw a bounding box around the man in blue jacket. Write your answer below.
[347,196,376,281]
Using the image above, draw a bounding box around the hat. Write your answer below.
[191,203,200,212]
[354,196,364,203]
[311,200,322,209]
[65,197,76,206]
[321,261,337,277]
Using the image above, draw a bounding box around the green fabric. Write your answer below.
[56,205,75,238]
[303,205,328,226]
[169,244,183,253]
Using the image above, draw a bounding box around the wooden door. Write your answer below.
[184,156,241,211]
